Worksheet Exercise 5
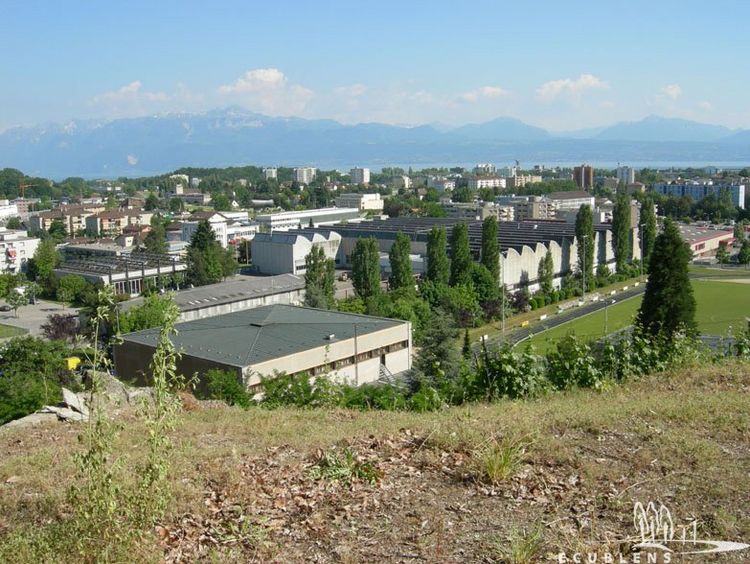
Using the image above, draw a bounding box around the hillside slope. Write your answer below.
[1,362,749,562]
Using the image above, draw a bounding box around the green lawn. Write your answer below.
[0,323,27,339]
[523,279,750,353]
[689,264,750,278]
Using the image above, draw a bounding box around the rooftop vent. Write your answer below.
[325,334,336,341]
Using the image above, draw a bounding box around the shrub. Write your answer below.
[199,369,251,408]
[469,344,545,401]
[545,334,603,390]
[260,372,342,409]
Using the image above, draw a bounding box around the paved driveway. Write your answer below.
[0,299,80,337]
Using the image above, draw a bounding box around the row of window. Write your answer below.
[306,340,409,377]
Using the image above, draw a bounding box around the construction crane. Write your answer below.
[18,183,36,198]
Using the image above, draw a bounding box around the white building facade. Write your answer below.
[294,167,317,185]
[350,167,370,185]
[0,228,40,274]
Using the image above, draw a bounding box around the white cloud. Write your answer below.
[218,68,314,116]
[126,154,138,165]
[535,73,609,101]
[334,83,368,98]
[93,81,168,104]
[660,84,682,100]
[459,85,508,103]
[698,100,713,111]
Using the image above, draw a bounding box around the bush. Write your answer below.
[260,372,342,409]
[545,335,603,390]
[198,369,251,408]
[468,344,545,401]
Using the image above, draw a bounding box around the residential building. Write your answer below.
[392,176,412,190]
[616,166,636,185]
[505,174,542,189]
[427,176,456,191]
[251,230,341,275]
[653,181,746,209]
[294,167,317,185]
[468,177,506,190]
[547,191,596,214]
[173,191,212,205]
[623,182,646,195]
[473,163,496,176]
[114,304,413,392]
[350,167,370,185]
[263,167,278,180]
[0,200,19,221]
[496,195,556,221]
[85,209,154,237]
[180,211,257,248]
[677,224,735,257]
[573,165,594,190]
[255,207,361,231]
[11,198,41,215]
[442,202,513,221]
[29,204,106,235]
[0,228,40,274]
[119,274,305,322]
[335,193,384,212]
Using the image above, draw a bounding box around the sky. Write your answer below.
[2,0,749,132]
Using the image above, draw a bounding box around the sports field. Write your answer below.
[523,279,750,353]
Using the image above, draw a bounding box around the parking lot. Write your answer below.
[0,298,80,337]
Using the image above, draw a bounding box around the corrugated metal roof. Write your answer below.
[120,304,404,368]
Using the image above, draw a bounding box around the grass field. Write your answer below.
[524,279,750,352]
[0,323,27,339]
[1,362,749,562]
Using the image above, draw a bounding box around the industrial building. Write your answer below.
[677,223,735,257]
[119,274,305,322]
[114,304,412,392]
[255,207,361,231]
[251,230,341,275]
[305,217,633,292]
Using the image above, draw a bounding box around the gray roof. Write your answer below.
[119,274,305,313]
[120,304,404,368]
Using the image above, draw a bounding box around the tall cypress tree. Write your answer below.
[388,232,413,290]
[575,204,595,290]
[636,218,696,338]
[351,237,381,299]
[303,245,335,308]
[449,223,472,286]
[481,216,500,286]
[640,195,657,271]
[186,220,224,286]
[612,194,632,271]
[426,226,450,285]
[538,248,554,295]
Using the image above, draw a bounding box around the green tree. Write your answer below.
[388,232,413,291]
[5,217,22,229]
[636,218,697,338]
[5,290,28,318]
[538,248,554,295]
[56,275,89,308]
[481,216,500,286]
[449,223,472,286]
[738,240,750,265]
[612,194,632,271]
[144,192,160,211]
[426,226,450,284]
[48,218,67,241]
[168,198,184,213]
[185,220,224,286]
[640,195,658,271]
[28,238,61,292]
[118,293,176,334]
[143,223,167,254]
[351,237,381,300]
[212,193,231,211]
[303,245,335,309]
[575,204,595,290]
[716,243,730,264]
[462,329,471,359]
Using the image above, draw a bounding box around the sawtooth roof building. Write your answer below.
[114,304,412,392]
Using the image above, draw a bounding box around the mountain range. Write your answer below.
[1,109,749,178]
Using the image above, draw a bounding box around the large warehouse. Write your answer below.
[114,304,412,392]
[306,217,636,292]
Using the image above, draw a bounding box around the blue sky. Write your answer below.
[2,0,748,131]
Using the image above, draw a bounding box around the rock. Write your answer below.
[127,387,154,406]
[1,412,58,430]
[62,388,89,416]
[42,405,88,422]
[84,370,129,406]
[178,391,201,412]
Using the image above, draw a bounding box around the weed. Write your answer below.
[498,525,544,564]
[474,437,526,484]
[309,447,380,485]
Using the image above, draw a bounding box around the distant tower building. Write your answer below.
[473,163,496,176]
[263,167,278,180]
[573,164,594,190]
[294,167,317,185]
[350,167,370,185]
[616,166,635,185]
